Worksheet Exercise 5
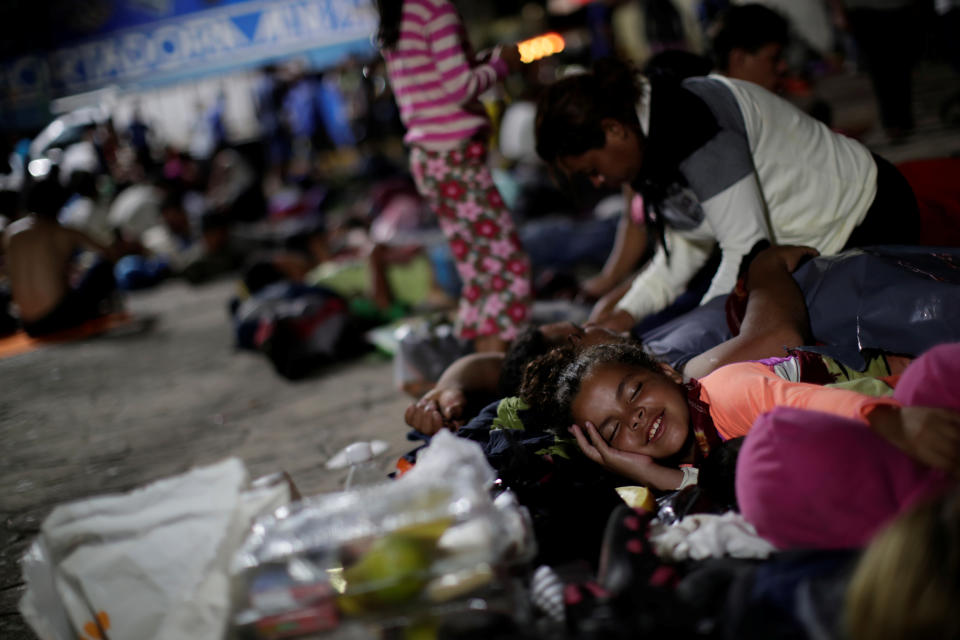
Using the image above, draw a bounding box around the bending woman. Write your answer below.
[535,57,919,331]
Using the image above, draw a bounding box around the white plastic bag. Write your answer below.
[20,458,289,640]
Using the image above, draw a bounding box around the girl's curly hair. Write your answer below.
[519,342,661,434]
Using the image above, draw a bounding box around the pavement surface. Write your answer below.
[0,279,415,639]
[2,62,958,639]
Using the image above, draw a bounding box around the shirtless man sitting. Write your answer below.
[4,175,118,337]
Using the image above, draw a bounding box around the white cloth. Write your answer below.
[141,225,202,271]
[60,141,100,185]
[107,184,162,239]
[649,511,776,561]
[59,196,113,246]
[19,458,289,640]
[677,466,700,490]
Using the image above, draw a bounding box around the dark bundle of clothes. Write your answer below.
[401,397,625,570]
[399,402,859,639]
[562,502,857,640]
[230,278,359,380]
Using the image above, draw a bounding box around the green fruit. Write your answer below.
[342,535,432,608]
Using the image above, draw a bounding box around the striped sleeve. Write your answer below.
[422,0,505,105]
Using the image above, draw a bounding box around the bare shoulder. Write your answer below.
[3,216,35,249]
[4,216,35,238]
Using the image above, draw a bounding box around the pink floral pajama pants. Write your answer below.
[410,139,532,341]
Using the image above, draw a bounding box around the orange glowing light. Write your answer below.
[518,32,565,63]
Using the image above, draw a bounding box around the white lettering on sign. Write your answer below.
[2,0,377,102]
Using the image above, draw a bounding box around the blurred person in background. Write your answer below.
[127,104,154,173]
[283,70,332,177]
[253,64,291,184]
[829,0,927,141]
[4,170,118,336]
[711,3,789,93]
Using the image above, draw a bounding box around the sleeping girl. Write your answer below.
[519,341,960,494]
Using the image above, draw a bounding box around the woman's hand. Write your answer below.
[587,277,636,327]
[503,43,523,71]
[870,405,960,474]
[589,309,635,333]
[404,386,467,436]
[579,274,614,303]
[570,422,684,491]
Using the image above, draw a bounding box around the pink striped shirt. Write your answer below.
[382,0,508,150]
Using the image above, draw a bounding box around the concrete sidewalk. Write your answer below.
[0,279,415,638]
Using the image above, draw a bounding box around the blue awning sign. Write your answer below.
[3,0,377,105]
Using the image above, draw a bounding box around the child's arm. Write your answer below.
[581,186,648,302]
[570,422,684,491]
[683,245,815,379]
[404,352,505,435]
[425,0,511,103]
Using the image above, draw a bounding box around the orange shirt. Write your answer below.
[698,362,901,440]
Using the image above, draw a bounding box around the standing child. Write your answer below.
[377,0,532,352]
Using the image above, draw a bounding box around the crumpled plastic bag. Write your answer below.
[392,319,473,389]
[230,432,535,635]
[403,429,497,490]
[19,458,289,640]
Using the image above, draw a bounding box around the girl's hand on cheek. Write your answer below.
[570,422,682,491]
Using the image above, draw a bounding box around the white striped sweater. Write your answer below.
[382,0,508,150]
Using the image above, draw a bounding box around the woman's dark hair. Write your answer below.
[711,4,789,71]
[520,342,661,434]
[535,57,644,166]
[643,50,712,82]
[375,0,404,49]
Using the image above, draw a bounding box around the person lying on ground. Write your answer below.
[729,341,960,552]
[244,213,452,326]
[517,336,960,493]
[406,239,960,437]
[4,173,119,336]
[406,245,817,435]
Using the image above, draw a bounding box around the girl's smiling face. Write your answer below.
[570,362,691,459]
